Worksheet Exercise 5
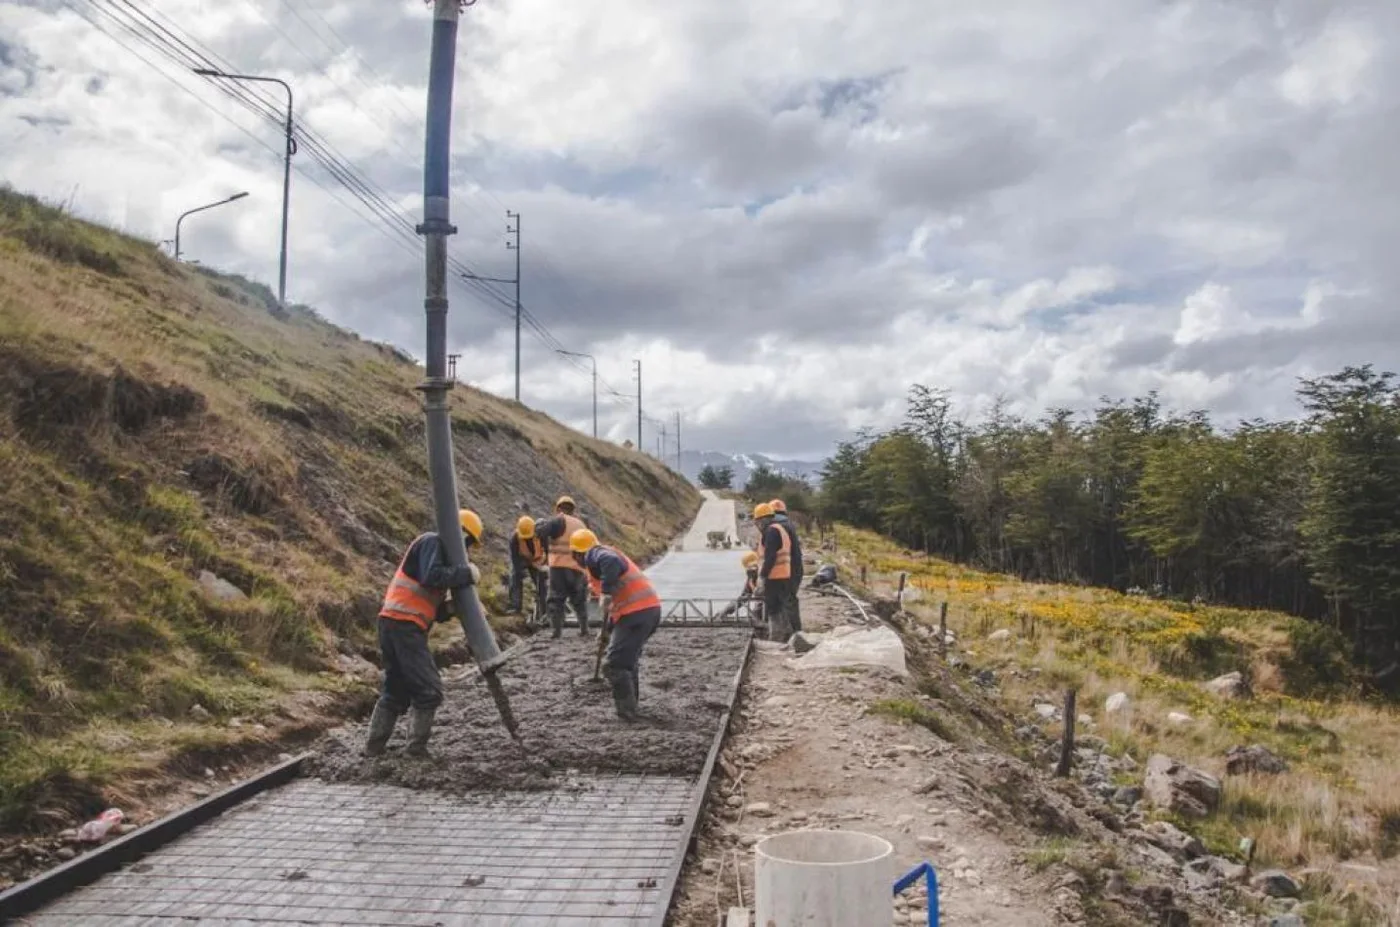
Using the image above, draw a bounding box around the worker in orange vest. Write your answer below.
[753,501,795,641]
[769,499,804,632]
[365,509,483,757]
[571,529,662,721]
[507,515,547,624]
[534,495,593,638]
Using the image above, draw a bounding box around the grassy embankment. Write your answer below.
[832,524,1400,925]
[0,187,699,830]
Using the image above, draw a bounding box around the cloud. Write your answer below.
[3,0,1400,460]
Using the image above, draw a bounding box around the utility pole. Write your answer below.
[506,210,520,402]
[417,0,515,736]
[658,423,667,460]
[192,69,295,308]
[633,359,642,450]
[458,213,519,400]
[675,410,682,472]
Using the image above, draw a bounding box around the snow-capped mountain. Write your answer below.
[678,450,824,487]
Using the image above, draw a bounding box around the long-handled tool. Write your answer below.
[591,597,613,681]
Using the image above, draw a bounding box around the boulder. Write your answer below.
[1112,785,1143,807]
[1252,869,1301,898]
[1225,744,1288,776]
[1166,711,1193,725]
[988,629,1012,643]
[1144,754,1221,820]
[1105,692,1131,713]
[1204,671,1246,699]
[1033,703,1059,721]
[1140,820,1205,860]
[198,570,247,602]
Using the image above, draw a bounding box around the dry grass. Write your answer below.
[0,186,700,828]
[830,524,1400,921]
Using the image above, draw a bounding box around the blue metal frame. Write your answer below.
[893,861,941,926]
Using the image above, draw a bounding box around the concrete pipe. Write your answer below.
[755,829,894,926]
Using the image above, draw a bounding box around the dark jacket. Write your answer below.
[399,532,475,624]
[760,522,793,580]
[509,532,546,570]
[581,546,630,595]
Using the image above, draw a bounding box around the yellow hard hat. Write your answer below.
[555,495,576,512]
[458,509,483,542]
[569,528,599,553]
[742,551,760,568]
[770,499,787,513]
[753,502,774,519]
[516,515,535,539]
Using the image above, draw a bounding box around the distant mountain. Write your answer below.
[678,450,824,488]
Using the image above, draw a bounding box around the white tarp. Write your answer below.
[789,625,908,677]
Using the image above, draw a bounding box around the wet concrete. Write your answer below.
[312,627,751,792]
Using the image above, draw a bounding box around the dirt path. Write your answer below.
[670,591,1064,926]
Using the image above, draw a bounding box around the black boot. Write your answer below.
[363,702,399,757]
[607,668,638,721]
[405,706,435,756]
[548,601,563,639]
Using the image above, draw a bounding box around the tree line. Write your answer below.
[814,367,1400,679]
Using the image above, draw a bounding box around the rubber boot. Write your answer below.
[607,668,639,722]
[405,706,435,757]
[363,702,398,757]
[548,600,564,639]
[577,600,592,638]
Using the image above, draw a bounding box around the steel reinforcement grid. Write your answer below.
[1,548,752,926]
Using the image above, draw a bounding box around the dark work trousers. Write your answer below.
[509,563,547,620]
[376,618,443,714]
[603,606,662,702]
[763,578,794,641]
[547,566,590,635]
[787,571,803,632]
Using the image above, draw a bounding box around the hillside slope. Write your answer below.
[0,188,699,831]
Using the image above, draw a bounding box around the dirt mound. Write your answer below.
[312,627,751,791]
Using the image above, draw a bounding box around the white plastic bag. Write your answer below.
[76,808,124,843]
[791,626,908,677]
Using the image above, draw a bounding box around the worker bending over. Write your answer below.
[365,509,483,757]
[571,529,661,721]
[534,495,592,638]
[508,515,547,624]
[753,502,795,641]
[770,499,804,632]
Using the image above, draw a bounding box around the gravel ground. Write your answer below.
[312,626,752,791]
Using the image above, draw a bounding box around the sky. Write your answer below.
[2,0,1399,461]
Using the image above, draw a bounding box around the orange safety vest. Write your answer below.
[548,513,587,571]
[591,546,661,622]
[765,523,792,580]
[379,533,444,631]
[515,534,546,568]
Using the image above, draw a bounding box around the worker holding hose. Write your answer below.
[570,529,661,721]
[534,495,593,639]
[364,509,483,758]
[507,515,548,624]
[770,499,804,632]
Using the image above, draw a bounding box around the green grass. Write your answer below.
[868,697,957,742]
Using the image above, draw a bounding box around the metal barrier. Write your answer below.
[661,597,761,626]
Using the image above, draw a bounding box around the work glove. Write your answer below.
[447,562,480,588]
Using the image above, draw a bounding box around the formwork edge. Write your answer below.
[0,751,311,921]
[649,635,754,927]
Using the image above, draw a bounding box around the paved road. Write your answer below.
[677,490,738,551]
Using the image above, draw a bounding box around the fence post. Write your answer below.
[896,572,907,613]
[938,601,948,659]
[1055,689,1077,777]
[860,565,867,585]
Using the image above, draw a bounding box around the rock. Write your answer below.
[1105,692,1131,713]
[1079,734,1107,751]
[1225,744,1288,776]
[1144,754,1221,819]
[1167,711,1193,725]
[1141,821,1206,860]
[188,703,212,721]
[56,847,77,861]
[972,669,997,688]
[1204,671,1246,699]
[1189,854,1245,882]
[1266,915,1304,927]
[763,696,792,709]
[191,787,211,799]
[739,834,759,847]
[1252,869,1301,898]
[745,802,774,817]
[197,570,247,602]
[790,632,819,655]
[701,859,718,874]
[916,834,944,851]
[1077,713,1094,727]
[1112,786,1143,807]
[988,629,1012,642]
[726,794,743,808]
[1033,703,1059,721]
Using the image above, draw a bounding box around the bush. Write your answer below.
[1280,620,1353,696]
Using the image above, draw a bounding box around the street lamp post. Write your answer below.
[174,192,249,263]
[557,349,598,439]
[192,68,295,307]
